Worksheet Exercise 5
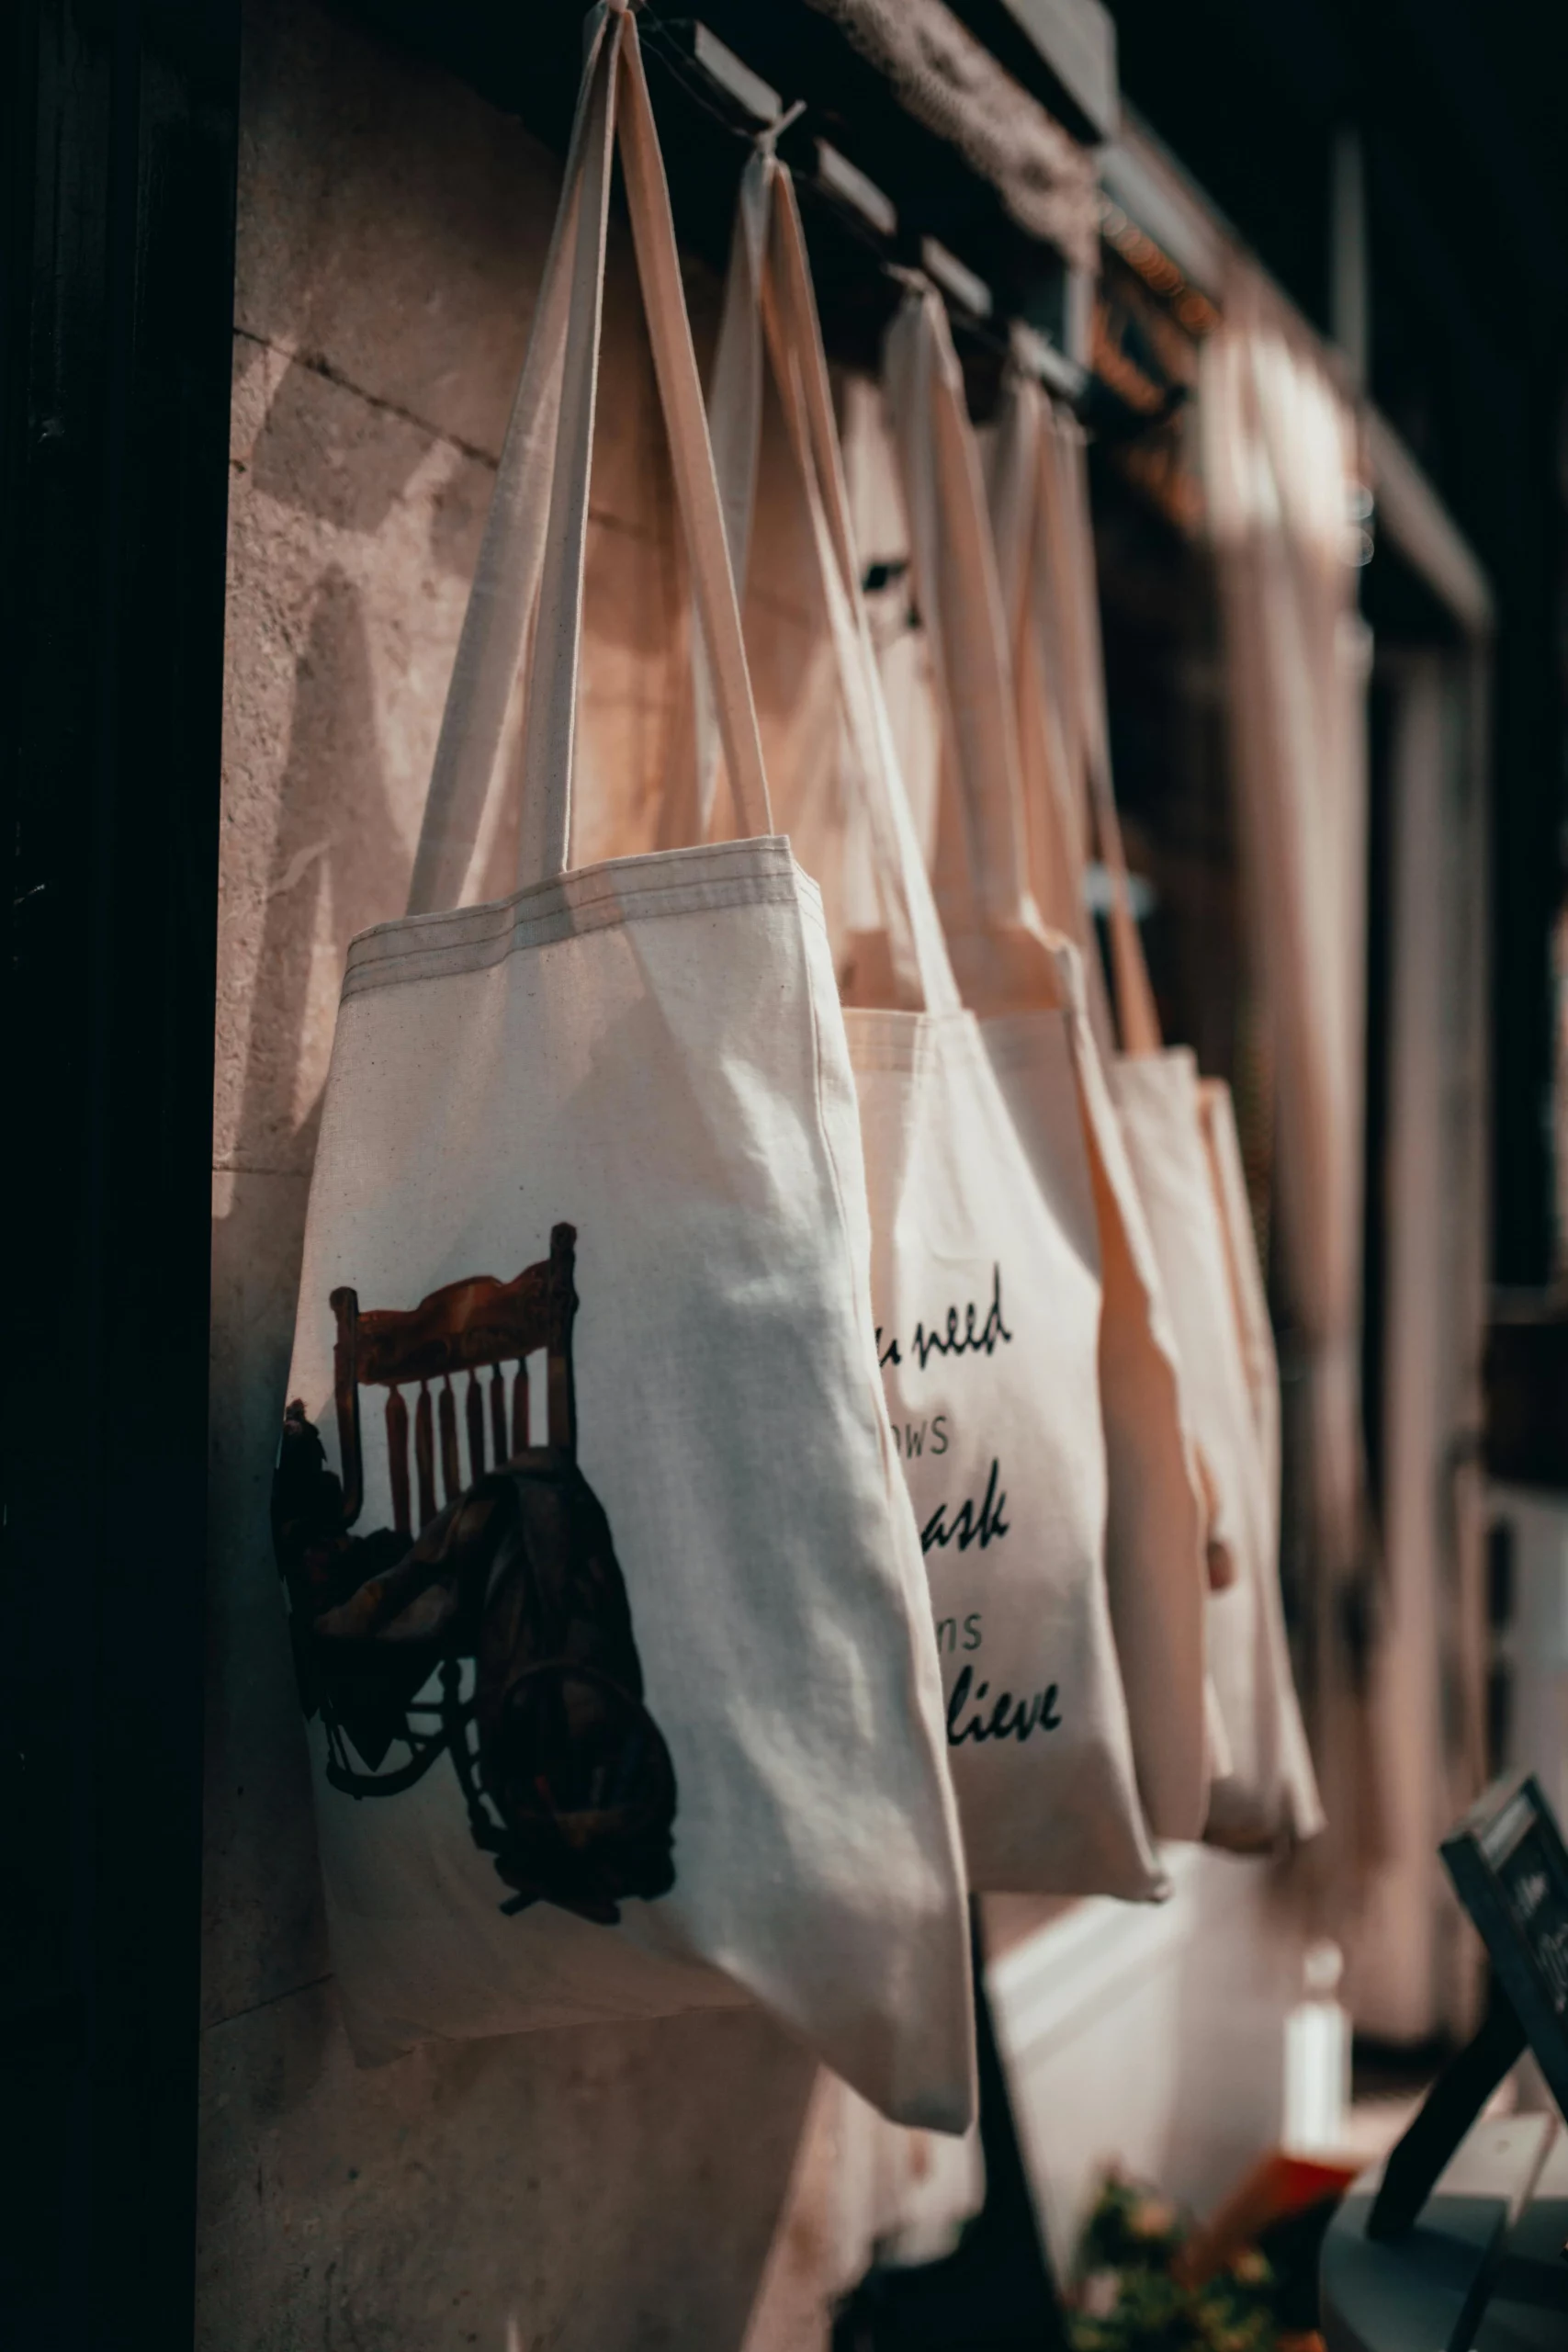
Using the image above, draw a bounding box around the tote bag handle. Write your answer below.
[407,2,772,915]
[1036,402,1164,1057]
[655,135,773,859]
[987,369,1098,944]
[685,147,959,1015]
[883,285,1044,955]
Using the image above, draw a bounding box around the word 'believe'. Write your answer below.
[946,1665,1062,1747]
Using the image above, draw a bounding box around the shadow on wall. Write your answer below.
[196,1973,822,2350]
[252,348,444,538]
[206,543,409,2041]
[233,559,382,1174]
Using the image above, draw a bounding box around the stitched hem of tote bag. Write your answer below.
[977,1008,1075,1074]
[341,836,821,1002]
[1114,1042,1200,1099]
[840,1004,984,1078]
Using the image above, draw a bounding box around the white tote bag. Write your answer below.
[886,288,1209,1849]
[689,158,1159,1896]
[270,4,974,2129]
[1197,1075,1322,1839]
[1037,398,1323,1849]
[739,269,1158,1896]
[1113,1048,1321,1847]
[691,147,988,2257]
[695,155,1160,1898]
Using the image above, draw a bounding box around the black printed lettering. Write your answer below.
[945,1664,1063,1748]
[909,1268,1013,1371]
[920,1459,1010,1554]
[946,1670,989,1744]
[878,1271,1013,1381]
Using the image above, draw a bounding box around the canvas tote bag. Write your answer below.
[696,152,1161,1896]
[685,146,990,2256]
[1036,399,1323,1849]
[886,288,1209,1848]
[741,260,1161,1899]
[270,3,975,2128]
[690,154,1159,1895]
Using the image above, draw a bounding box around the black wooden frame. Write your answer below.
[1,0,240,2342]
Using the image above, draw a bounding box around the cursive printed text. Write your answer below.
[878,1267,1013,1372]
[920,1458,1009,1554]
[946,1665,1062,1746]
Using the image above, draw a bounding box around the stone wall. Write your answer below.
[203,5,841,2343]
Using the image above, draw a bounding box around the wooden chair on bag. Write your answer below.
[329,1221,579,1537]
[303,1216,676,1921]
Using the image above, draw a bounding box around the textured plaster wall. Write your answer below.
[202,5,844,2344]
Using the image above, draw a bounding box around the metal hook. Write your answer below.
[756,96,807,155]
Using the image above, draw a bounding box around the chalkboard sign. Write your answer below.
[1369,1772,1568,2240]
[1443,1772,1568,2119]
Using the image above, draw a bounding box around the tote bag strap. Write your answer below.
[987,368,1120,1051]
[407,1,771,913]
[988,368,1092,935]
[1041,406,1164,1057]
[760,160,960,1017]
[883,285,1041,950]
[656,142,771,855]
[685,146,957,1013]
[406,5,605,915]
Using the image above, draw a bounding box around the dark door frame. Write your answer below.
[1,1,240,2342]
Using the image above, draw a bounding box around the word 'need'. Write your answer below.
[878,1266,1013,1373]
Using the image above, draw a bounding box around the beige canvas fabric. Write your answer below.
[981,368,1211,1843]
[1037,389,1323,1849]
[702,166,1159,1898]
[1114,1052,1322,1847]
[276,6,974,2130]
[1200,1080,1281,1530]
[853,299,1162,1898]
[684,156,982,2238]
[886,288,1207,1848]
[1197,1077,1322,1841]
[841,372,944,928]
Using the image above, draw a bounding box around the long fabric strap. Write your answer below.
[764,165,959,1016]
[1039,402,1163,1056]
[405,8,606,915]
[692,149,959,1013]
[986,372,1110,1049]
[657,155,769,854]
[988,369,1091,943]
[407,2,771,913]
[883,287,1043,951]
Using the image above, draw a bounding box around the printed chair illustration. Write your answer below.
[273,1222,678,1925]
